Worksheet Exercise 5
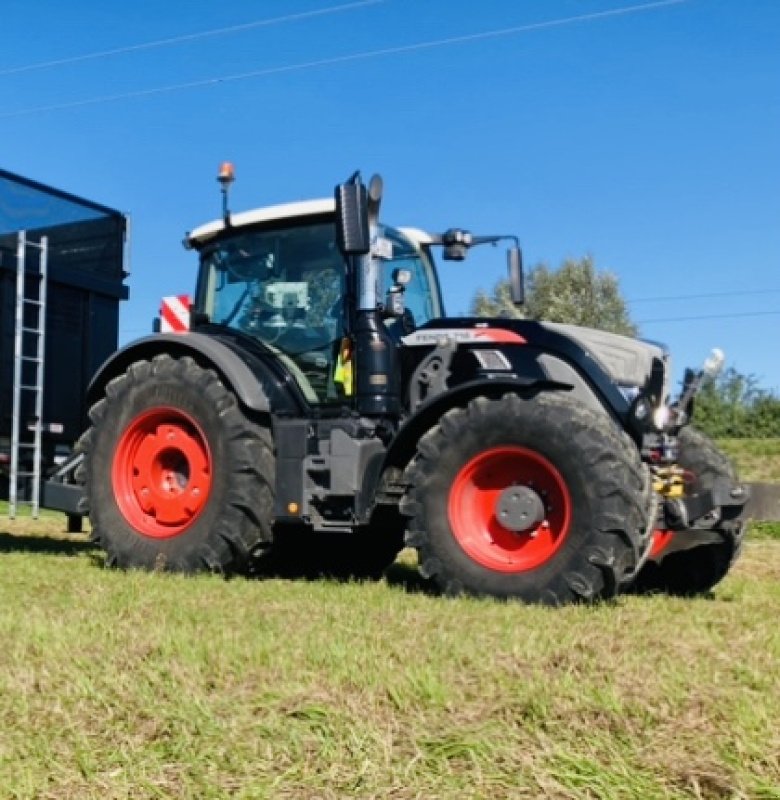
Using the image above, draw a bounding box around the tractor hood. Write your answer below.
[539,322,669,395]
[409,317,669,404]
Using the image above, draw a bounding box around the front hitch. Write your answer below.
[662,478,750,531]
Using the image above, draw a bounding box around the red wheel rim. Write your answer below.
[112,407,212,539]
[448,446,571,573]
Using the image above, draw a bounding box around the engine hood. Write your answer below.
[413,317,670,403]
[539,322,669,393]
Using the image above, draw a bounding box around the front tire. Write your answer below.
[401,393,653,604]
[81,354,275,573]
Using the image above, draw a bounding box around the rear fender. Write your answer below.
[86,333,296,414]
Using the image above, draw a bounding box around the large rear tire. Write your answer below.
[80,354,275,573]
[401,393,653,604]
[633,426,745,596]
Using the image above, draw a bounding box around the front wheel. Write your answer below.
[80,354,275,572]
[401,393,653,604]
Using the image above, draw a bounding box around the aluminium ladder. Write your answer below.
[8,231,48,519]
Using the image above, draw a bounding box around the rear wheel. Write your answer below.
[633,427,745,596]
[80,354,274,572]
[401,393,653,604]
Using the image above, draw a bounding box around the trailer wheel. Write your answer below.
[81,354,274,573]
[632,427,745,596]
[401,393,652,604]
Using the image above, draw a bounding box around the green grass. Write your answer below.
[0,521,779,799]
[717,438,780,483]
[747,520,780,540]
[0,438,778,797]
[715,439,780,532]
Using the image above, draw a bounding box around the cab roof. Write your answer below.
[187,198,335,246]
[186,198,435,249]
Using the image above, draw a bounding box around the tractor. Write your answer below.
[76,166,748,603]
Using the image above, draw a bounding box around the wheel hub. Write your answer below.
[495,485,546,533]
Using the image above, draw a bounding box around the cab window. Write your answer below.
[199,221,344,404]
[380,228,441,327]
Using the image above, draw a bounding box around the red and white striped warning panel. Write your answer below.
[160,295,192,333]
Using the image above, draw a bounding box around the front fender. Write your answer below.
[87,333,290,413]
[382,377,570,477]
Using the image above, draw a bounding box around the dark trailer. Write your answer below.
[0,168,128,519]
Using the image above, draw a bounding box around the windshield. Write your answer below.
[200,221,343,332]
[198,220,343,403]
[196,219,442,403]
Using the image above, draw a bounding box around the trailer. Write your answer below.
[0,168,128,521]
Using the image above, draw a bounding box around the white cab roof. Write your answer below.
[187,198,436,250]
[188,198,335,246]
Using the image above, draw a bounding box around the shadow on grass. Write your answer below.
[255,560,439,596]
[0,527,437,595]
[627,585,726,603]
[0,530,733,603]
[0,531,97,558]
[243,523,436,592]
[249,554,437,595]
[384,561,439,595]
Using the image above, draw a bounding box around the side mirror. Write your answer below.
[367,174,383,228]
[508,247,524,305]
[335,172,370,255]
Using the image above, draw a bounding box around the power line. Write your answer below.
[0,0,383,77]
[629,288,780,304]
[638,310,780,324]
[0,0,688,119]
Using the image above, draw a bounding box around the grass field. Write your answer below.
[0,512,778,799]
[0,440,778,799]
[719,439,780,483]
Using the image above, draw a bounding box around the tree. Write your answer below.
[470,255,637,337]
[693,367,780,438]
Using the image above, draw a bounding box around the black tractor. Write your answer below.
[75,168,748,603]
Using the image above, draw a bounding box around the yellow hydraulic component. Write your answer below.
[652,465,686,498]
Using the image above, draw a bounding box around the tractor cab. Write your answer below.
[187,200,444,404]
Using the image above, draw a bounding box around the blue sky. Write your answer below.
[1,0,778,392]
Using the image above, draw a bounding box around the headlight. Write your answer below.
[629,395,652,431]
[629,394,675,435]
[653,405,671,430]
